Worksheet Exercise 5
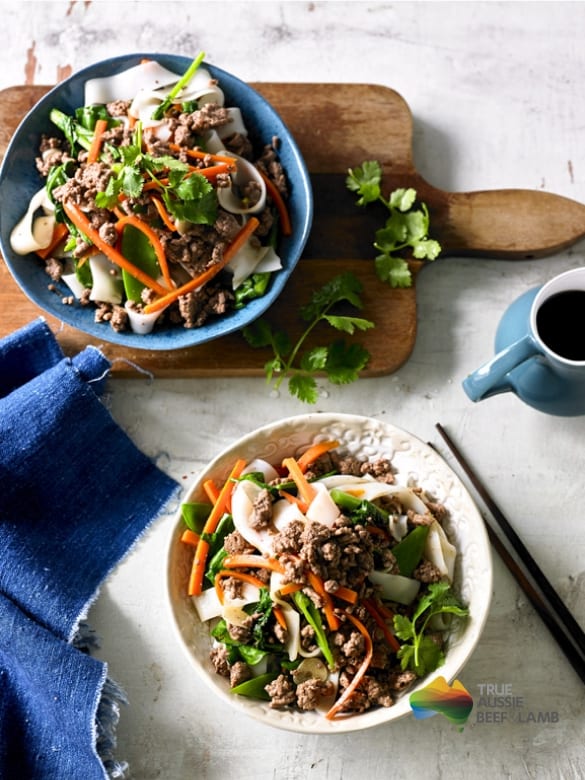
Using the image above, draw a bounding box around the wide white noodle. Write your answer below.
[10,187,55,255]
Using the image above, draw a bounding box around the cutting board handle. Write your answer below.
[432,187,585,259]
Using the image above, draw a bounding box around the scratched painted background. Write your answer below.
[1,2,585,779]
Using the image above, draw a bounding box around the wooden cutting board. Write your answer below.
[2,83,585,377]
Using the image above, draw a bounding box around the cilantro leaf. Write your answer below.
[347,162,442,287]
[393,582,469,677]
[242,272,373,403]
[345,160,382,206]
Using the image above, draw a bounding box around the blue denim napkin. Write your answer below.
[0,319,179,779]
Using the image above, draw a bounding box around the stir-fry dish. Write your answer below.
[181,440,469,719]
[10,54,291,334]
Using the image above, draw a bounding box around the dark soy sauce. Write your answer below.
[535,290,585,361]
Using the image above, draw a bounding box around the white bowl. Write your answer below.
[167,413,492,733]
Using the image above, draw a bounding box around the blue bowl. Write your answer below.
[0,53,313,350]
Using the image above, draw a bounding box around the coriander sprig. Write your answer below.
[346,160,441,288]
[393,582,469,677]
[243,272,374,404]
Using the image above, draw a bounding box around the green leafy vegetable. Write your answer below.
[181,501,211,533]
[393,582,469,676]
[392,525,430,578]
[230,671,278,700]
[93,122,217,225]
[346,160,441,288]
[243,272,373,403]
[292,590,335,668]
[120,223,160,301]
[329,488,389,525]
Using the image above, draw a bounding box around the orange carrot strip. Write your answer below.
[167,143,237,165]
[374,600,395,620]
[180,529,200,547]
[278,489,309,514]
[362,598,400,653]
[144,216,260,315]
[203,479,220,504]
[222,554,285,575]
[214,569,267,605]
[36,222,69,260]
[87,118,109,164]
[296,440,340,473]
[114,212,174,290]
[306,571,340,631]
[273,605,288,631]
[258,169,292,236]
[282,457,316,507]
[188,458,247,596]
[332,585,359,605]
[150,195,177,233]
[62,201,170,296]
[185,162,233,181]
[277,582,304,596]
[325,612,373,720]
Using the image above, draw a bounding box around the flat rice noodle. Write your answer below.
[10,187,55,255]
[367,570,421,605]
[85,60,182,105]
[231,479,277,555]
[217,153,266,216]
[305,482,340,528]
[424,520,456,582]
[88,254,124,304]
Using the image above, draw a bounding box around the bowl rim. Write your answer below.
[165,412,493,733]
[0,52,313,351]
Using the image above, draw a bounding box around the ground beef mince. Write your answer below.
[295,679,334,711]
[26,63,291,337]
[202,444,463,721]
[299,522,374,590]
[264,674,297,709]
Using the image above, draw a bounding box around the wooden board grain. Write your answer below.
[2,83,585,377]
[0,83,423,377]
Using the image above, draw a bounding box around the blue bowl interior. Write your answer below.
[0,53,313,350]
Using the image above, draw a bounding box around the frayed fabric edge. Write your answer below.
[73,623,130,780]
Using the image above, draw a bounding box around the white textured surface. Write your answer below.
[3,2,585,778]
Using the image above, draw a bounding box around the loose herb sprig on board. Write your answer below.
[346,160,442,288]
[243,272,374,404]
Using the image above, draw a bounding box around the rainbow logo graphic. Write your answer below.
[409,676,473,730]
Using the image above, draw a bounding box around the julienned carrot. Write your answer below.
[332,585,359,605]
[277,582,304,596]
[306,571,340,631]
[185,162,233,181]
[180,529,200,547]
[114,212,173,290]
[325,612,373,720]
[222,554,285,575]
[36,221,69,260]
[62,200,170,296]
[273,605,288,631]
[278,489,309,514]
[87,118,109,164]
[214,569,266,605]
[282,457,316,507]
[150,195,177,233]
[168,143,237,166]
[143,216,260,315]
[203,479,220,504]
[362,598,401,653]
[296,440,340,473]
[188,458,247,596]
[258,169,292,236]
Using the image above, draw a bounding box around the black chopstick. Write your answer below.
[432,422,585,685]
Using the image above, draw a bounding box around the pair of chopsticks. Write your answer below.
[431,423,585,685]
